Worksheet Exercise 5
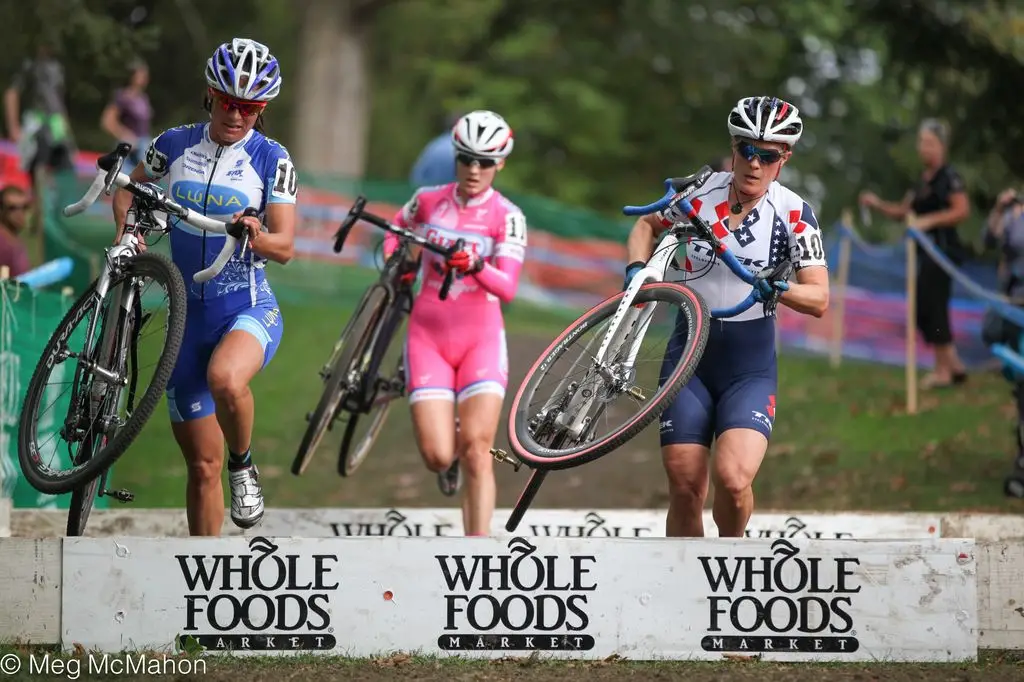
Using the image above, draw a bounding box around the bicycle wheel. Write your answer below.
[339,357,404,477]
[338,294,408,477]
[67,295,144,536]
[292,285,389,476]
[18,252,186,494]
[507,282,709,471]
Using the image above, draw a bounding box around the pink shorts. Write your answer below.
[403,303,508,404]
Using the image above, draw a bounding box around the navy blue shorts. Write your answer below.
[658,314,777,447]
[166,297,284,423]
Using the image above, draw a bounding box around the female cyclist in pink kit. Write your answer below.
[384,110,526,536]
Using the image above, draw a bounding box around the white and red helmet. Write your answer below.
[728,96,803,146]
[451,110,514,159]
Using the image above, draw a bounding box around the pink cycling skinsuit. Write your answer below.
[383,182,528,404]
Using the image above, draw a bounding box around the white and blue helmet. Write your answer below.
[205,38,281,102]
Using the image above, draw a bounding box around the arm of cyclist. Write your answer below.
[113,133,176,244]
[447,210,528,303]
[247,154,299,264]
[777,265,828,318]
[111,161,153,245]
[624,214,669,288]
[779,202,829,318]
[385,190,425,279]
[235,202,295,265]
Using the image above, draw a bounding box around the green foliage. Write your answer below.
[3,0,1022,234]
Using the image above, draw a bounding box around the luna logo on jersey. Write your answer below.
[175,537,340,651]
[435,537,598,651]
[699,539,862,654]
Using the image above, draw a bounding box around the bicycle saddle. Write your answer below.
[668,165,714,195]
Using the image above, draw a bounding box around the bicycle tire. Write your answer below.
[67,465,105,537]
[507,282,709,471]
[337,295,408,477]
[18,252,187,494]
[338,399,394,477]
[291,285,389,476]
[68,296,143,537]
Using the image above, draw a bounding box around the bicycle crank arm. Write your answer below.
[101,487,135,503]
[491,448,523,472]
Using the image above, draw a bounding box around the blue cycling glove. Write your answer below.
[623,261,645,291]
[753,261,794,315]
[753,278,789,303]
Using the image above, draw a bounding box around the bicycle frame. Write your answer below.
[548,177,769,441]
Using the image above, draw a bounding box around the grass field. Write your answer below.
[94,291,1024,516]
[2,646,1023,681]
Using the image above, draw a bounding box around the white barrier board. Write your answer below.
[15,507,942,539]
[256,508,943,540]
[62,535,977,661]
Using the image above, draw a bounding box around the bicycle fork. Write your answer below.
[547,293,658,445]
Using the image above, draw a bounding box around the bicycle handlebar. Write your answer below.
[333,195,462,301]
[623,178,768,319]
[63,143,257,284]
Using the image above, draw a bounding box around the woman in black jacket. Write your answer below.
[859,118,971,389]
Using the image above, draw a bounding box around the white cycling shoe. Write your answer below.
[229,464,265,529]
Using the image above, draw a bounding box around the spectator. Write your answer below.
[3,40,76,181]
[0,186,31,278]
[984,188,1024,302]
[100,59,152,167]
[859,118,970,390]
[408,112,462,187]
[982,187,1024,496]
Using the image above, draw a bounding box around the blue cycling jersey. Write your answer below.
[141,123,298,306]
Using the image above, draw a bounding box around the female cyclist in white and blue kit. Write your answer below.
[111,39,297,535]
[625,96,830,538]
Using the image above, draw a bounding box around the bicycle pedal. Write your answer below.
[103,488,135,503]
[490,448,522,472]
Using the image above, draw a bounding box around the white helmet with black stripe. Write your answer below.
[728,96,803,146]
[451,110,514,159]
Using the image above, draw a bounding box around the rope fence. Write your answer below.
[829,210,1024,415]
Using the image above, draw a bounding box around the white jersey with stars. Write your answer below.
[656,171,828,322]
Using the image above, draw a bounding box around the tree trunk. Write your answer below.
[293,0,370,179]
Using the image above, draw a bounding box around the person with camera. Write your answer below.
[982,186,1024,497]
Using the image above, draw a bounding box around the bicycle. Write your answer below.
[490,167,794,532]
[291,195,464,478]
[17,142,260,536]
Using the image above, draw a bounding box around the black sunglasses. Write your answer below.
[735,141,784,165]
[456,153,497,168]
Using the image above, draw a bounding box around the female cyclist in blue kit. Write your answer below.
[111,38,298,535]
